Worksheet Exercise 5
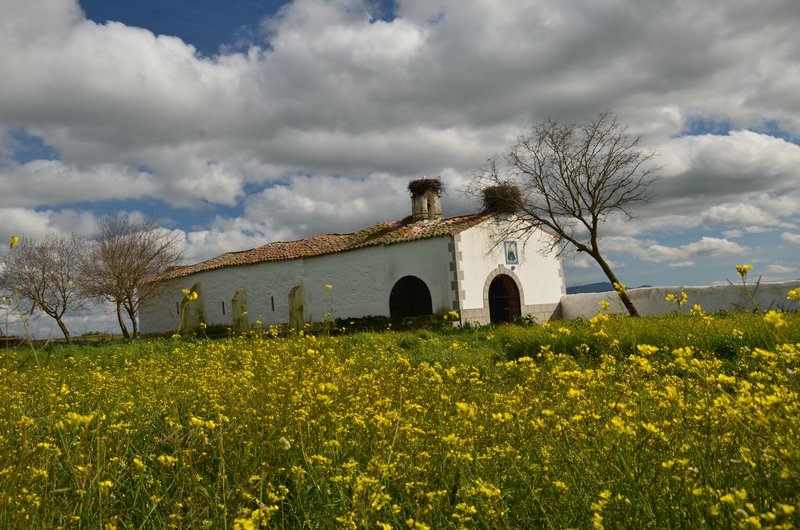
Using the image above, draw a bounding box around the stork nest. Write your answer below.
[482,183,521,214]
[408,177,444,197]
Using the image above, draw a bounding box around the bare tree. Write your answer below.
[0,234,86,342]
[82,214,183,338]
[473,111,658,316]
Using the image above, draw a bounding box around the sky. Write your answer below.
[1,0,799,337]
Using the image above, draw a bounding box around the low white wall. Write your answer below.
[560,280,800,320]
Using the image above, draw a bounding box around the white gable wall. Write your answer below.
[139,236,456,335]
[455,218,564,325]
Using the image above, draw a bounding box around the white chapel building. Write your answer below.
[138,180,565,334]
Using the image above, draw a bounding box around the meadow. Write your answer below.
[1,307,800,529]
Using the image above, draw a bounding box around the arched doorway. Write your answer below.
[488,274,521,323]
[389,276,433,319]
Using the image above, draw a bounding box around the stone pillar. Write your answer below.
[288,283,305,329]
[232,288,249,333]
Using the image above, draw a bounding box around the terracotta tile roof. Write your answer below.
[155,212,494,282]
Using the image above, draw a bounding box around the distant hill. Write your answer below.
[566,282,653,294]
[566,282,613,294]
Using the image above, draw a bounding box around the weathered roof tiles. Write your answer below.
[154,212,493,282]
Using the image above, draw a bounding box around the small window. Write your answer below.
[222,301,226,315]
[271,296,275,311]
[176,301,179,314]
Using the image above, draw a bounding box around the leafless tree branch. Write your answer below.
[469,111,660,316]
[81,214,183,338]
[0,234,86,342]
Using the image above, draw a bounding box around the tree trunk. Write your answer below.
[116,301,130,339]
[55,316,72,344]
[592,252,639,317]
[126,306,139,338]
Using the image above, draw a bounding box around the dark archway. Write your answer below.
[389,276,433,319]
[488,274,521,323]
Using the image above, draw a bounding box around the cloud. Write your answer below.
[596,131,800,240]
[782,232,800,244]
[0,159,160,207]
[656,132,800,202]
[0,207,96,245]
[602,235,746,264]
[700,203,783,227]
[722,226,775,239]
[765,263,797,274]
[1,0,799,295]
[2,0,800,210]
[668,261,696,268]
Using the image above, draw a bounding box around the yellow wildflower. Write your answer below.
[736,264,752,279]
[599,300,610,310]
[764,310,787,329]
[788,287,800,301]
[637,344,658,356]
[157,455,178,467]
[665,292,688,306]
[9,236,19,248]
[720,493,735,504]
[455,402,476,419]
[325,284,333,290]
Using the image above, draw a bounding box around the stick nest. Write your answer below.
[408,178,444,197]
[482,183,521,214]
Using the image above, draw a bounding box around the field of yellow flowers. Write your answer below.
[1,308,800,529]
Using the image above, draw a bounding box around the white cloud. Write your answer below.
[722,229,743,239]
[602,235,746,263]
[782,232,800,244]
[0,159,160,207]
[722,226,775,239]
[565,253,594,269]
[0,207,96,245]
[765,264,797,274]
[700,203,781,227]
[675,237,747,259]
[2,0,800,209]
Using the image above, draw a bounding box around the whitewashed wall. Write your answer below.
[560,281,800,320]
[139,236,455,335]
[456,219,565,324]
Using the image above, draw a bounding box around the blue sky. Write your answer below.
[1,0,799,336]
